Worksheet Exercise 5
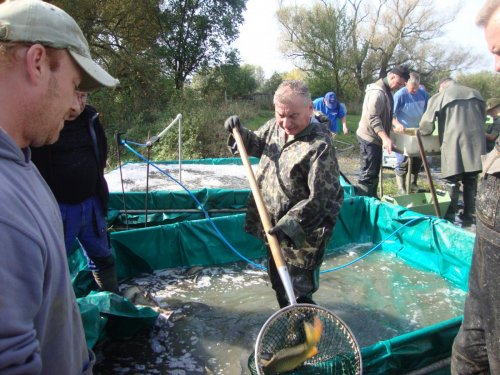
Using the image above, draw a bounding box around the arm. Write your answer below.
[392,91,405,134]
[419,94,440,135]
[341,116,348,135]
[378,130,394,154]
[0,219,44,374]
[338,103,348,134]
[392,117,405,134]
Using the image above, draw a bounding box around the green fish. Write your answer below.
[260,316,323,374]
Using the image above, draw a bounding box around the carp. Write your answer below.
[260,316,323,374]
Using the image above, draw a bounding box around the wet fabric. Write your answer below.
[451,172,500,374]
[227,119,344,268]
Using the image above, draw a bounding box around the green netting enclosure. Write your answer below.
[70,158,475,374]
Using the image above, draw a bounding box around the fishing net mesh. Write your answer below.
[249,304,362,375]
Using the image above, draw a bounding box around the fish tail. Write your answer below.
[305,345,318,359]
[304,316,323,348]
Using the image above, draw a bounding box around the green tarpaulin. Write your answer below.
[71,158,474,373]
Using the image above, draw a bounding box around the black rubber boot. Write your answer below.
[90,254,120,294]
[461,177,478,226]
[444,182,460,223]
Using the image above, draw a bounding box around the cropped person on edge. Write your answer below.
[451,0,500,373]
[419,78,486,227]
[0,1,118,374]
[355,65,410,198]
[313,91,349,135]
[223,80,344,308]
[31,92,119,294]
[485,97,500,152]
[392,71,429,194]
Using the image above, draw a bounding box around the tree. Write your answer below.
[277,1,354,99]
[191,54,259,100]
[456,71,500,100]
[156,0,247,89]
[277,0,477,101]
[262,72,284,94]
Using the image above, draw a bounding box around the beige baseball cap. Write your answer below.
[486,98,500,112]
[0,0,119,90]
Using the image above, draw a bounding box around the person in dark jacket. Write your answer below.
[450,0,500,373]
[31,92,119,293]
[419,78,486,227]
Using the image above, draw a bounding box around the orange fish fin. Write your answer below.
[305,345,318,360]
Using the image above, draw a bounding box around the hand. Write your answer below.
[342,124,349,135]
[393,123,405,134]
[224,115,241,133]
[382,137,394,154]
[268,226,291,244]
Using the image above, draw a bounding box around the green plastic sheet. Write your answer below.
[71,158,474,373]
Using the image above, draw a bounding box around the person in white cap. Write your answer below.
[0,1,118,374]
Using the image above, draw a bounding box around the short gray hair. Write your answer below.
[438,77,455,92]
[477,0,500,27]
[408,72,420,85]
[273,80,311,107]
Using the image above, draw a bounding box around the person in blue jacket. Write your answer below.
[392,72,429,194]
[313,91,348,134]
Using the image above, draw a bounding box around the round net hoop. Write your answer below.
[251,304,362,375]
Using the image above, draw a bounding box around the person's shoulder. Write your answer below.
[366,80,385,93]
[393,87,407,100]
[313,97,324,106]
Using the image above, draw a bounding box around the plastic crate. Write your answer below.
[382,190,450,217]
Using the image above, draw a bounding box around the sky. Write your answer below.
[233,0,494,78]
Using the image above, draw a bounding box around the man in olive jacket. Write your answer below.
[224,80,344,308]
[419,78,486,226]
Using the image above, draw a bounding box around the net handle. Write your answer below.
[232,127,297,305]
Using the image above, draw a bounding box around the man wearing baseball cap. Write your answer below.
[0,1,118,374]
[313,91,348,134]
[355,64,410,197]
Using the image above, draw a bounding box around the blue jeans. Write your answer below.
[59,195,111,271]
[395,153,422,176]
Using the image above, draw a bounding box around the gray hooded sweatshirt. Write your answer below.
[356,78,393,145]
[0,129,94,374]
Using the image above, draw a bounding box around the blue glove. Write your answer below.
[224,115,241,133]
